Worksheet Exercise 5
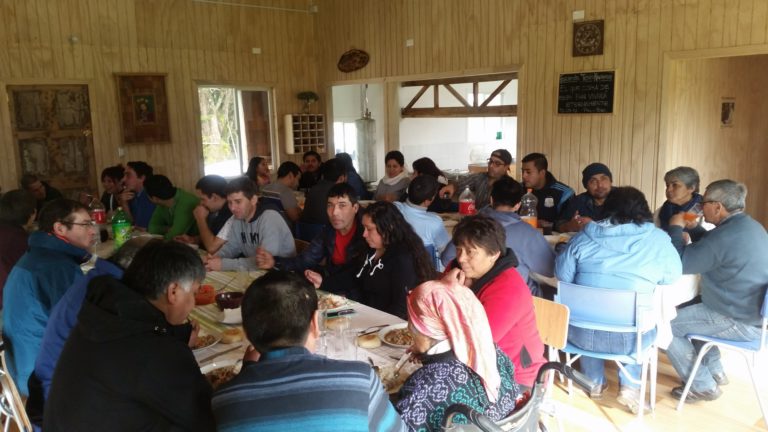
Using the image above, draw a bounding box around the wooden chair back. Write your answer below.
[294,239,311,255]
[532,296,570,350]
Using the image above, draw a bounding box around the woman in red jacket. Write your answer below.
[446,215,545,389]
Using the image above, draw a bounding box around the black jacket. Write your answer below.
[44,275,215,431]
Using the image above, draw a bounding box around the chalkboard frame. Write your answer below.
[557,71,615,114]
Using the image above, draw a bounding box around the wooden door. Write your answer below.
[7,84,96,198]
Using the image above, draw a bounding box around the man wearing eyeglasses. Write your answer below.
[439,149,513,210]
[2,198,94,397]
[666,179,768,403]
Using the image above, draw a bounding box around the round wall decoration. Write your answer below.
[337,49,370,73]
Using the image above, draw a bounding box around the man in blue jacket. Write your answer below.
[667,179,768,403]
[2,199,94,396]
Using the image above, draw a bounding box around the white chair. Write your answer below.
[0,342,32,432]
[556,281,659,418]
[675,287,768,427]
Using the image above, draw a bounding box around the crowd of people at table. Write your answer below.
[0,146,766,431]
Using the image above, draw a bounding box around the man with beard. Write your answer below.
[557,163,613,232]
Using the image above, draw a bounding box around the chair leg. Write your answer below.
[676,342,715,412]
[650,347,658,412]
[637,359,648,418]
[745,352,768,429]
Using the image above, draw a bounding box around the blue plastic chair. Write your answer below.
[555,281,659,418]
[675,287,768,425]
[423,244,442,271]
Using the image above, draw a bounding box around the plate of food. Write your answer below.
[200,358,242,390]
[192,332,221,353]
[318,293,350,313]
[378,323,413,349]
[376,362,417,394]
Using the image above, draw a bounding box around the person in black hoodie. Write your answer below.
[44,240,215,432]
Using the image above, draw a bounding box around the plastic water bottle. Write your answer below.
[112,207,132,249]
[459,186,476,215]
[89,198,106,245]
[519,188,539,229]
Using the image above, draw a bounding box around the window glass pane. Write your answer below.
[199,87,241,176]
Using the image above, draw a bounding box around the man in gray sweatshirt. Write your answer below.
[204,177,294,272]
[667,179,768,403]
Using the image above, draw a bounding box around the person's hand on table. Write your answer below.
[438,184,455,199]
[254,248,275,269]
[192,204,209,221]
[243,345,261,363]
[203,254,222,271]
[560,211,591,233]
[304,269,323,289]
[187,320,200,348]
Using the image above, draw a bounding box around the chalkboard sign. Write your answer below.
[557,71,615,114]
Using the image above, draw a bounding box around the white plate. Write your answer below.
[378,323,411,349]
[318,293,351,313]
[200,358,242,374]
[192,333,221,353]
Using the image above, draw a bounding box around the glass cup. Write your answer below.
[683,203,703,223]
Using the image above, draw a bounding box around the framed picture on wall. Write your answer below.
[116,74,171,144]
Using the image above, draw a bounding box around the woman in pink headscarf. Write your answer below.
[395,276,520,431]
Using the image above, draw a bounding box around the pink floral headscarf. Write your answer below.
[407,278,501,402]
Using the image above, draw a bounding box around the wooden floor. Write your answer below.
[544,350,767,431]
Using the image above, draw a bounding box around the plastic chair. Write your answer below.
[675,287,768,426]
[555,281,659,418]
[423,244,441,271]
[0,342,32,432]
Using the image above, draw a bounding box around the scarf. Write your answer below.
[659,193,702,229]
[407,278,501,402]
[381,171,409,186]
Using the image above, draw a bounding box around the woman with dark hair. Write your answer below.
[374,151,409,202]
[445,215,545,390]
[396,278,519,430]
[410,157,455,213]
[555,186,681,413]
[100,165,125,213]
[306,201,434,319]
[658,166,702,233]
[246,157,271,187]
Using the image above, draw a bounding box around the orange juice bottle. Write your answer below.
[519,189,539,228]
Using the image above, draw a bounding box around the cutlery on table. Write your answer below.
[198,344,242,364]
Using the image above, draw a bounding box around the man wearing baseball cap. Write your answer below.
[557,162,613,232]
[439,149,513,210]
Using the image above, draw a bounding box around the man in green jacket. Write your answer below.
[145,175,200,240]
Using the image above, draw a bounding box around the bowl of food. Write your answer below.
[216,292,244,310]
[378,323,414,349]
[201,359,242,390]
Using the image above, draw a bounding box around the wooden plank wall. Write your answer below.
[314,0,768,215]
[0,0,317,193]
[666,55,768,225]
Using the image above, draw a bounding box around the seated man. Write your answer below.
[261,161,302,224]
[204,177,294,272]
[175,175,232,253]
[444,177,555,297]
[119,161,156,229]
[212,270,404,432]
[44,240,215,431]
[256,183,367,298]
[298,150,322,191]
[3,199,94,397]
[392,175,450,268]
[558,162,613,232]
[520,152,575,226]
[666,180,768,403]
[20,174,63,217]
[145,174,200,240]
[300,158,347,226]
[440,149,512,210]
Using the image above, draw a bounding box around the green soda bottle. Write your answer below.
[112,207,132,249]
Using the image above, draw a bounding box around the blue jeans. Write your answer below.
[665,303,761,392]
[568,326,657,389]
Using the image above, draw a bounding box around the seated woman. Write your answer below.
[374,150,410,202]
[658,166,702,234]
[445,215,545,390]
[100,164,124,214]
[555,186,681,413]
[306,201,434,319]
[410,157,455,213]
[246,157,271,187]
[396,277,520,431]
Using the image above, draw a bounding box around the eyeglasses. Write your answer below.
[68,220,97,228]
[487,159,506,167]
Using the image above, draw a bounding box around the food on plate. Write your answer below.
[221,327,243,344]
[194,334,217,350]
[205,365,240,390]
[194,284,216,305]
[357,332,382,349]
[384,328,413,347]
[376,364,412,394]
[318,293,347,310]
[324,316,350,330]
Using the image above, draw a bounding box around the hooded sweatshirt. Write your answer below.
[43,275,215,431]
[556,220,682,293]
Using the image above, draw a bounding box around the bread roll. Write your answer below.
[357,333,381,349]
[221,327,243,344]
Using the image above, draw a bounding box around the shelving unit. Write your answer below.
[284,113,325,155]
